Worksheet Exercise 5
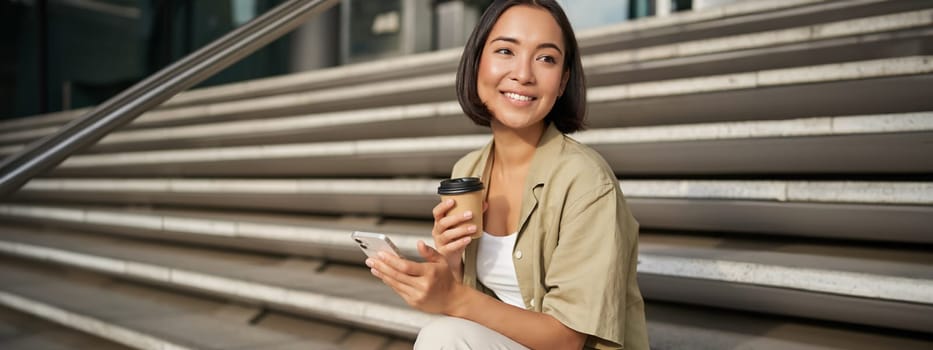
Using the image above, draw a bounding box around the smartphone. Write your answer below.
[351,231,404,259]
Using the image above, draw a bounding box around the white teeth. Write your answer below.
[504,92,533,102]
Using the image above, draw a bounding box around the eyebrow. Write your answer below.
[490,36,563,55]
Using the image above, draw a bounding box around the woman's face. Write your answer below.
[477,5,569,132]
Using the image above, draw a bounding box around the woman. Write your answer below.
[366,1,648,348]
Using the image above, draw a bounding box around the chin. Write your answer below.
[493,118,544,131]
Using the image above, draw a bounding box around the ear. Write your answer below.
[559,69,570,97]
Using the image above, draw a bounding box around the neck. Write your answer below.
[490,120,546,171]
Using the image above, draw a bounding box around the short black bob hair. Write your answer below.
[456,0,586,134]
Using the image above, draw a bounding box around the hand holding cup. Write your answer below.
[432,177,485,279]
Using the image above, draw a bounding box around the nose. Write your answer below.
[510,57,534,85]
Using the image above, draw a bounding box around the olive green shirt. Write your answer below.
[452,123,649,349]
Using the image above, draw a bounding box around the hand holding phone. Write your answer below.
[351,231,405,259]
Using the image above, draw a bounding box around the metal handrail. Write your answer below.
[0,0,340,197]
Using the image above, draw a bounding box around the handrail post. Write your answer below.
[0,0,340,197]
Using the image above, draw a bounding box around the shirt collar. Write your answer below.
[474,122,564,189]
[475,122,564,233]
[523,122,564,188]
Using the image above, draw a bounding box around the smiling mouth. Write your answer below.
[503,91,536,102]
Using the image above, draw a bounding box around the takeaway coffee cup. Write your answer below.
[438,177,485,239]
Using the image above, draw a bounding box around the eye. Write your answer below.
[537,55,557,64]
[494,48,513,55]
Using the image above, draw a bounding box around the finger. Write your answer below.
[435,211,475,235]
[441,236,472,255]
[432,199,455,221]
[371,264,420,300]
[380,252,420,273]
[483,201,489,213]
[418,240,445,263]
[372,253,421,287]
[437,225,476,245]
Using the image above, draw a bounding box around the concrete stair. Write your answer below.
[1,222,930,348]
[0,304,132,350]
[1,0,932,348]
[6,179,932,242]
[0,254,415,350]
[0,216,931,333]
[6,111,928,176]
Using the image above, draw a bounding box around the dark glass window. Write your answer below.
[347,0,403,59]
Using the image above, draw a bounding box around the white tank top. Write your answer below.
[476,231,525,309]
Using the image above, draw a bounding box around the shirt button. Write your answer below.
[514,250,523,260]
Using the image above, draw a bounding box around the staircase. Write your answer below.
[1,0,932,349]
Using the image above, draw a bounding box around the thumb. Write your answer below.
[418,240,443,262]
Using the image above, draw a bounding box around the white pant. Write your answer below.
[415,316,530,350]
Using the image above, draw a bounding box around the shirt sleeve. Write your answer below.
[540,182,638,348]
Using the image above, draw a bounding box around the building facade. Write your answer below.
[1,0,723,119]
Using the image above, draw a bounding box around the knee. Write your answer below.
[414,316,470,350]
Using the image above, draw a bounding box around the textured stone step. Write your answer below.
[0,220,930,333]
[26,111,932,176]
[583,9,933,85]
[636,233,933,333]
[578,0,926,52]
[0,223,433,337]
[1,260,414,350]
[643,301,933,350]
[0,305,132,350]
[0,255,415,350]
[3,59,931,157]
[11,177,931,243]
[5,249,928,350]
[83,56,933,131]
[0,204,429,262]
